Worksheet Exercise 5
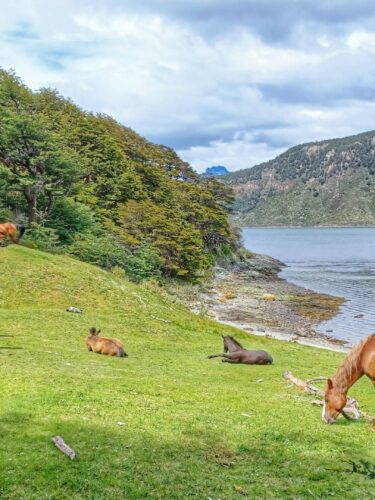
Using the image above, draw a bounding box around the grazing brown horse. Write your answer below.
[86,327,128,357]
[322,333,375,425]
[0,223,26,244]
[208,335,273,365]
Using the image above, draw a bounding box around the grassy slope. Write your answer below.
[1,246,374,499]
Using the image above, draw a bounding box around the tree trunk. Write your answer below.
[24,187,37,223]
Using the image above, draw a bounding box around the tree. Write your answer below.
[115,200,213,279]
[0,70,80,222]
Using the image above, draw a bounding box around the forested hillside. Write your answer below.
[0,70,237,280]
[224,131,375,226]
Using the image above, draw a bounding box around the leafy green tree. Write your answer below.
[115,200,213,279]
[0,71,80,222]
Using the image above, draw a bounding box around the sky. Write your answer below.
[2,1,375,172]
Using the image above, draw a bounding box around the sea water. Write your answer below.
[242,227,375,345]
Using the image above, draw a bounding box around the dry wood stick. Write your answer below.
[52,436,76,460]
[283,370,324,396]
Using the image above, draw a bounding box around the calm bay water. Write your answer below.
[242,227,375,345]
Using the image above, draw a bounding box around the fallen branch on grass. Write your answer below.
[283,370,374,422]
[52,436,76,460]
[283,370,324,396]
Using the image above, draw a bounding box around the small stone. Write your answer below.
[66,306,82,314]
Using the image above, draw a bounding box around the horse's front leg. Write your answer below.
[207,353,230,359]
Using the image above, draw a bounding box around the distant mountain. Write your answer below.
[203,165,229,176]
[222,130,375,226]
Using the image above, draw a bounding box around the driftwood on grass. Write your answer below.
[52,436,76,460]
[283,370,324,396]
[283,370,374,422]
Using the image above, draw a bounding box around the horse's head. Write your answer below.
[222,335,229,352]
[89,327,101,336]
[322,378,347,424]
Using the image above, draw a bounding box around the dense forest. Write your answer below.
[223,131,375,226]
[0,70,238,281]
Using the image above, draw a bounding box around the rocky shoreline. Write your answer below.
[186,252,348,353]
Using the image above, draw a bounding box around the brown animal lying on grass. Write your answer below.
[208,335,273,365]
[86,327,128,357]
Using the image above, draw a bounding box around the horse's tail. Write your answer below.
[16,224,26,241]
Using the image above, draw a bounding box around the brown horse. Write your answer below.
[86,327,128,357]
[322,333,375,424]
[0,223,26,244]
[208,335,273,365]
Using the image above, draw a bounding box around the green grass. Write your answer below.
[1,245,375,499]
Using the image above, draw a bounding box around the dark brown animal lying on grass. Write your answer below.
[208,335,273,365]
[86,327,127,357]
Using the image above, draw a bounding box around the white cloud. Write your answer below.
[346,30,375,50]
[179,138,286,172]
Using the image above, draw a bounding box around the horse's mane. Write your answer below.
[226,336,243,348]
[333,333,375,388]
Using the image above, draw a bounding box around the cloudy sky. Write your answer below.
[1,1,375,172]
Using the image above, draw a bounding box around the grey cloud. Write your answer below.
[259,82,375,106]
[107,0,375,43]
[149,121,291,150]
[148,129,226,149]
[250,131,292,149]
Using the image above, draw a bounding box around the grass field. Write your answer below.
[1,245,375,499]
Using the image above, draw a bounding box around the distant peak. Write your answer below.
[203,165,230,176]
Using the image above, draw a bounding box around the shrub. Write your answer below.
[0,207,14,222]
[68,233,129,269]
[23,224,61,252]
[47,199,97,244]
[124,242,161,282]
[68,234,160,282]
